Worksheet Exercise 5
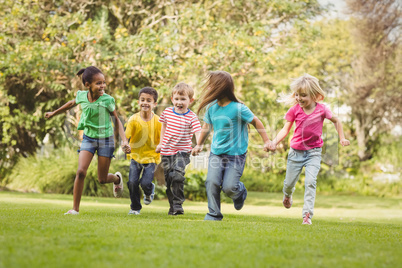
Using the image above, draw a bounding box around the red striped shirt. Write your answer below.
[159,107,201,155]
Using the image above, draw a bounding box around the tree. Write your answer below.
[343,0,402,160]
[0,0,325,179]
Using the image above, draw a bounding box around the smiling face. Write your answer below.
[138,93,157,112]
[85,73,106,98]
[295,90,315,109]
[171,92,193,114]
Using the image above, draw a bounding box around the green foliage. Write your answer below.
[3,147,130,197]
[184,169,208,201]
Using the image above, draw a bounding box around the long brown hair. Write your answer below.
[197,71,240,114]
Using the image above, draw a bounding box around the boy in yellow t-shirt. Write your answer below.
[125,87,162,215]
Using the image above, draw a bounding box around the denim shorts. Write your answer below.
[78,135,115,158]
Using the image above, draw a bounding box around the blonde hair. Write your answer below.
[172,82,194,99]
[278,73,325,106]
[197,71,240,114]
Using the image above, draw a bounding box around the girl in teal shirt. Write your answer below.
[192,71,273,221]
[45,66,131,215]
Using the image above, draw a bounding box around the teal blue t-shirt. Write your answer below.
[75,91,115,139]
[204,101,254,155]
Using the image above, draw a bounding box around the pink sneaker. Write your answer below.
[302,212,312,225]
[64,209,79,215]
[283,195,293,209]
[113,172,124,197]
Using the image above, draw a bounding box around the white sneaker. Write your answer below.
[128,210,140,215]
[64,209,79,215]
[114,172,124,198]
[144,183,155,205]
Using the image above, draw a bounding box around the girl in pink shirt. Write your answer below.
[270,74,350,225]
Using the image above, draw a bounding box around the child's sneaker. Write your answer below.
[283,195,293,209]
[302,212,312,225]
[172,206,184,215]
[113,172,124,198]
[234,189,247,210]
[64,209,79,215]
[128,209,140,215]
[144,183,155,205]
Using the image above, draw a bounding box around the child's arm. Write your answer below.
[191,123,211,156]
[155,122,167,153]
[328,116,350,146]
[44,99,76,119]
[249,116,274,152]
[271,121,294,151]
[111,110,131,154]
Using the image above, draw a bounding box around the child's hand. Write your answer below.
[121,142,131,154]
[155,144,162,153]
[45,112,54,119]
[269,141,277,151]
[192,145,203,156]
[340,138,350,147]
[263,141,271,152]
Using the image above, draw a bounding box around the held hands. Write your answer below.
[263,141,277,152]
[121,142,131,154]
[44,112,54,119]
[191,145,203,156]
[340,138,350,147]
[155,144,162,153]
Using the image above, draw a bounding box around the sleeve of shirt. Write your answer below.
[284,106,296,122]
[190,115,202,134]
[324,104,333,119]
[159,110,166,123]
[75,91,85,105]
[240,104,254,123]
[107,97,116,112]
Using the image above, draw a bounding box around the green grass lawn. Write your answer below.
[0,191,401,268]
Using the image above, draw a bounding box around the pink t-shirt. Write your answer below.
[285,103,332,150]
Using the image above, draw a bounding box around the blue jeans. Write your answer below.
[204,152,247,221]
[78,135,115,158]
[283,147,322,218]
[127,159,156,211]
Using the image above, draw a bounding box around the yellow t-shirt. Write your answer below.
[125,113,162,164]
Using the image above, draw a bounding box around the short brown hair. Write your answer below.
[172,82,194,99]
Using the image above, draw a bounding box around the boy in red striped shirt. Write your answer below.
[156,82,201,215]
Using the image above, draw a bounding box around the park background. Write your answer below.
[0,1,401,267]
[1,0,400,198]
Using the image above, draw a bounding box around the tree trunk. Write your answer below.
[355,119,369,161]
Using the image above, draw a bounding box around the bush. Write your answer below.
[4,147,130,197]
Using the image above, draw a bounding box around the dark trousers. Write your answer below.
[161,152,190,211]
[127,159,156,211]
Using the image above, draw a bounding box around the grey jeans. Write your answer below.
[283,147,322,218]
[161,152,190,211]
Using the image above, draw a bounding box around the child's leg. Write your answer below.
[140,163,156,196]
[97,156,120,184]
[162,156,174,212]
[302,149,322,218]
[73,150,94,211]
[221,154,247,202]
[127,159,143,211]
[283,149,304,197]
[170,152,190,211]
[205,153,224,220]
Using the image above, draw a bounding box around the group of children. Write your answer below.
[45,67,349,225]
